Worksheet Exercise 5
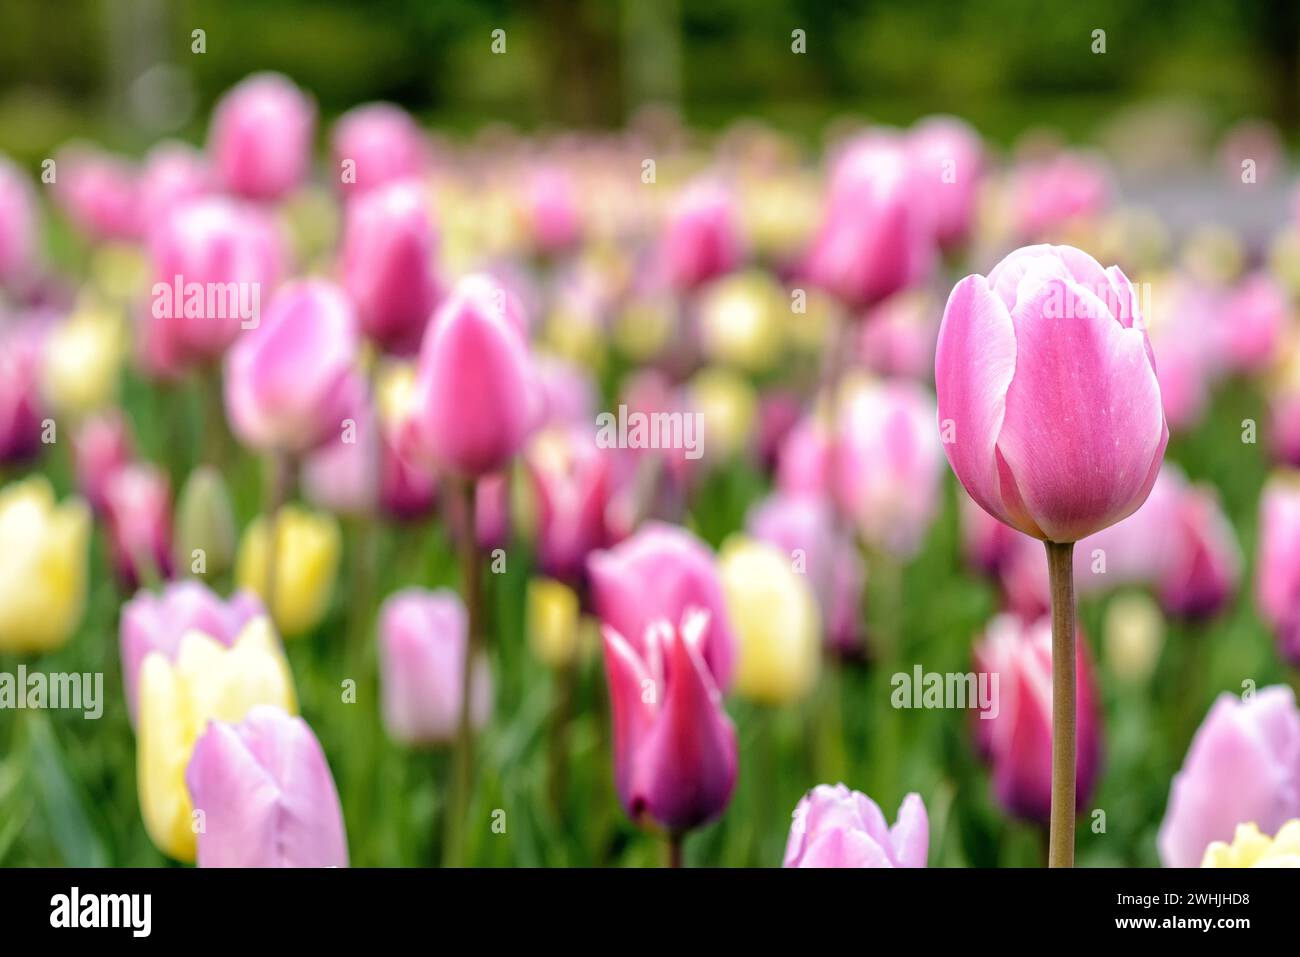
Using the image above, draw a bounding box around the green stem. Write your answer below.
[444,477,482,867]
[263,450,294,623]
[547,656,576,818]
[666,832,685,868]
[1045,539,1077,868]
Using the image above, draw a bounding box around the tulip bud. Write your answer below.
[718,536,820,704]
[235,505,342,638]
[1202,820,1300,868]
[936,244,1168,544]
[137,617,297,861]
[121,580,263,725]
[1011,152,1112,240]
[40,307,123,418]
[972,614,1103,824]
[908,115,984,251]
[409,275,537,477]
[0,477,90,654]
[602,610,738,832]
[52,146,140,242]
[1158,686,1300,867]
[527,577,584,668]
[0,320,44,465]
[208,73,315,201]
[784,785,928,867]
[301,398,380,517]
[1256,473,1300,665]
[173,465,238,580]
[186,705,348,868]
[0,156,39,288]
[526,426,610,583]
[138,142,214,229]
[341,178,441,356]
[378,588,491,745]
[588,522,737,689]
[71,410,134,515]
[224,280,363,455]
[102,462,174,591]
[659,180,743,292]
[1219,272,1286,375]
[1159,483,1240,620]
[523,165,582,255]
[332,102,430,198]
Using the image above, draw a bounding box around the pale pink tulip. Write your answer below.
[208,73,315,201]
[784,785,927,867]
[332,102,429,198]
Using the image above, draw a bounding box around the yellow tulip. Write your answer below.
[697,270,785,373]
[688,367,757,464]
[0,477,90,654]
[1202,820,1300,868]
[528,577,581,667]
[1102,591,1165,684]
[137,618,297,861]
[235,505,341,638]
[718,536,820,705]
[40,306,123,418]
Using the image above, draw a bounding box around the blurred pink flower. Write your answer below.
[0,319,45,464]
[138,142,215,231]
[72,410,135,515]
[209,73,315,201]
[1256,475,1300,665]
[908,115,984,251]
[1218,272,1286,375]
[659,179,744,292]
[784,785,927,867]
[102,462,174,591]
[0,156,39,288]
[332,102,430,198]
[52,146,140,242]
[527,428,611,584]
[1011,151,1112,239]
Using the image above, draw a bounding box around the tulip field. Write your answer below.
[4,4,1300,877]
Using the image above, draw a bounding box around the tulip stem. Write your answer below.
[1044,539,1076,868]
[666,832,685,868]
[444,477,481,867]
[263,450,294,622]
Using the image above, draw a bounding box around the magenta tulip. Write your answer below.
[120,581,264,724]
[1157,687,1300,867]
[341,178,441,356]
[526,427,610,583]
[331,102,429,198]
[1256,474,1300,665]
[588,522,737,689]
[908,115,984,251]
[0,156,39,288]
[379,433,437,522]
[102,462,174,591]
[659,180,743,292]
[408,275,537,477]
[524,166,582,255]
[0,321,44,464]
[784,785,927,868]
[602,609,738,833]
[936,244,1167,544]
[208,73,315,201]
[379,588,491,745]
[475,473,510,551]
[972,614,1102,825]
[186,705,348,868]
[224,280,363,455]
[72,411,134,515]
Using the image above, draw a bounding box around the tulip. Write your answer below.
[527,577,583,668]
[52,146,140,242]
[1202,820,1300,868]
[1011,152,1112,240]
[959,493,1023,577]
[0,321,46,465]
[475,473,510,551]
[1157,686,1300,868]
[331,102,429,198]
[301,399,380,516]
[208,73,315,201]
[908,115,984,251]
[341,178,441,356]
[0,156,39,288]
[784,785,928,868]
[1143,275,1220,434]
[102,462,174,590]
[224,279,363,455]
[186,705,348,868]
[378,588,492,745]
[747,492,866,656]
[534,355,597,429]
[717,536,820,704]
[408,274,537,477]
[972,614,1103,826]
[602,609,738,836]
[1219,272,1286,375]
[805,134,934,309]
[235,505,342,638]
[40,307,123,418]
[173,465,238,579]
[138,142,214,229]
[71,410,133,514]
[145,196,285,368]
[524,166,582,255]
[1255,473,1300,665]
[120,581,264,724]
[0,477,90,654]
[1102,592,1165,685]
[588,522,737,689]
[1159,483,1240,620]
[526,426,610,583]
[137,617,297,861]
[857,290,940,381]
[379,432,437,521]
[696,270,785,373]
[659,180,744,292]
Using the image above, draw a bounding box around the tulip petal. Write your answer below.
[601,627,658,818]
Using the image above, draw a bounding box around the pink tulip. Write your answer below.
[120,581,264,724]
[0,156,39,288]
[224,280,363,455]
[784,785,927,867]
[973,614,1103,824]
[0,320,44,464]
[526,428,611,583]
[1271,391,1300,468]
[836,379,944,557]
[960,493,1023,577]
[72,410,135,515]
[138,142,214,232]
[659,180,743,292]
[379,588,491,745]
[379,433,437,522]
[1159,483,1240,620]
[805,134,934,309]
[588,522,737,689]
[857,291,940,380]
[146,196,285,367]
[1218,272,1286,375]
[748,492,866,655]
[908,115,984,251]
[602,609,738,832]
[475,473,511,551]
[755,389,803,473]
[341,178,441,356]
[408,275,537,477]
[1256,475,1300,665]
[534,355,597,428]
[936,244,1168,544]
[52,146,140,242]
[102,462,174,591]
[525,166,582,254]
[775,415,833,498]
[208,73,315,201]
[301,397,379,516]
[331,102,429,198]
[1157,686,1300,867]
[186,705,348,868]
[1012,152,1112,239]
